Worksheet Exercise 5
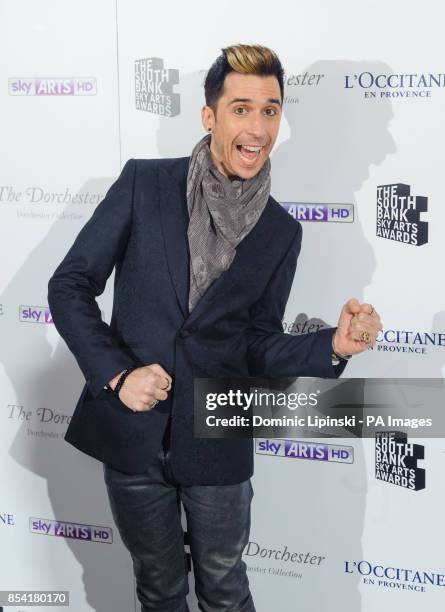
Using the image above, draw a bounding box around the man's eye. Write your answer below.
[265,108,278,116]
[234,107,247,115]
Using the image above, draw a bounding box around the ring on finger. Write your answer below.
[360,330,371,344]
[151,399,160,408]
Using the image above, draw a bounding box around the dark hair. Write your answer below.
[204,44,284,111]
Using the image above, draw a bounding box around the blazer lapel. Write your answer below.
[158,158,191,320]
[158,157,277,325]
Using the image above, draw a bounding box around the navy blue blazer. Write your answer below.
[48,156,345,484]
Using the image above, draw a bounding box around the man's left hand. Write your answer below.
[332,298,383,357]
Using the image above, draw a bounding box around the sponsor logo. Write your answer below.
[245,541,325,565]
[0,512,15,526]
[282,71,325,104]
[376,184,428,246]
[244,540,326,579]
[9,77,96,96]
[281,202,354,223]
[8,403,71,427]
[284,72,325,87]
[370,329,445,355]
[0,185,103,221]
[30,518,112,543]
[282,314,328,335]
[135,57,180,116]
[19,306,52,324]
[344,72,445,99]
[345,559,444,592]
[255,438,353,464]
[375,431,425,491]
[0,185,103,207]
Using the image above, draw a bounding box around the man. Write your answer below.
[48,44,381,612]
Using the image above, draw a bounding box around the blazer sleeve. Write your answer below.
[245,223,347,379]
[47,159,142,398]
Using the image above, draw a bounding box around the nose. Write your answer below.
[245,111,268,141]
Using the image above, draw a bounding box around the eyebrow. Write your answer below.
[227,97,282,107]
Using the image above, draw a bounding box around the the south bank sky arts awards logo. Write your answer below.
[376,183,428,246]
[375,431,425,491]
[344,71,445,99]
[8,77,96,96]
[135,57,180,117]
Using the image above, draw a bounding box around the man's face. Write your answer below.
[201,72,282,180]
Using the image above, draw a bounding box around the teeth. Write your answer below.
[243,145,261,152]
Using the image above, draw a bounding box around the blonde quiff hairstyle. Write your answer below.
[204,43,284,111]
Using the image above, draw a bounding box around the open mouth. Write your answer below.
[236,144,263,164]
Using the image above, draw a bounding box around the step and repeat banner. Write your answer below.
[1,1,444,611]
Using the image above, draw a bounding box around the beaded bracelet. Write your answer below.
[113,367,136,399]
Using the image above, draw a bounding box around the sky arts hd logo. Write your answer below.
[255,439,353,464]
[375,431,425,491]
[30,518,112,543]
[281,202,354,223]
[376,184,428,246]
[8,77,96,96]
[344,72,445,99]
[19,305,52,324]
[135,57,180,117]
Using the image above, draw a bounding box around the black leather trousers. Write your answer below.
[103,438,255,612]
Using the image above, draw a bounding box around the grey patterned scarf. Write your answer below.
[186,133,271,312]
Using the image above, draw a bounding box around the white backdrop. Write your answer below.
[1,1,444,611]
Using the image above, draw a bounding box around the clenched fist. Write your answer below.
[108,364,172,413]
[333,298,383,357]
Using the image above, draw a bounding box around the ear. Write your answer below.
[201,105,215,132]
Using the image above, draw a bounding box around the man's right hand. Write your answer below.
[108,364,173,412]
